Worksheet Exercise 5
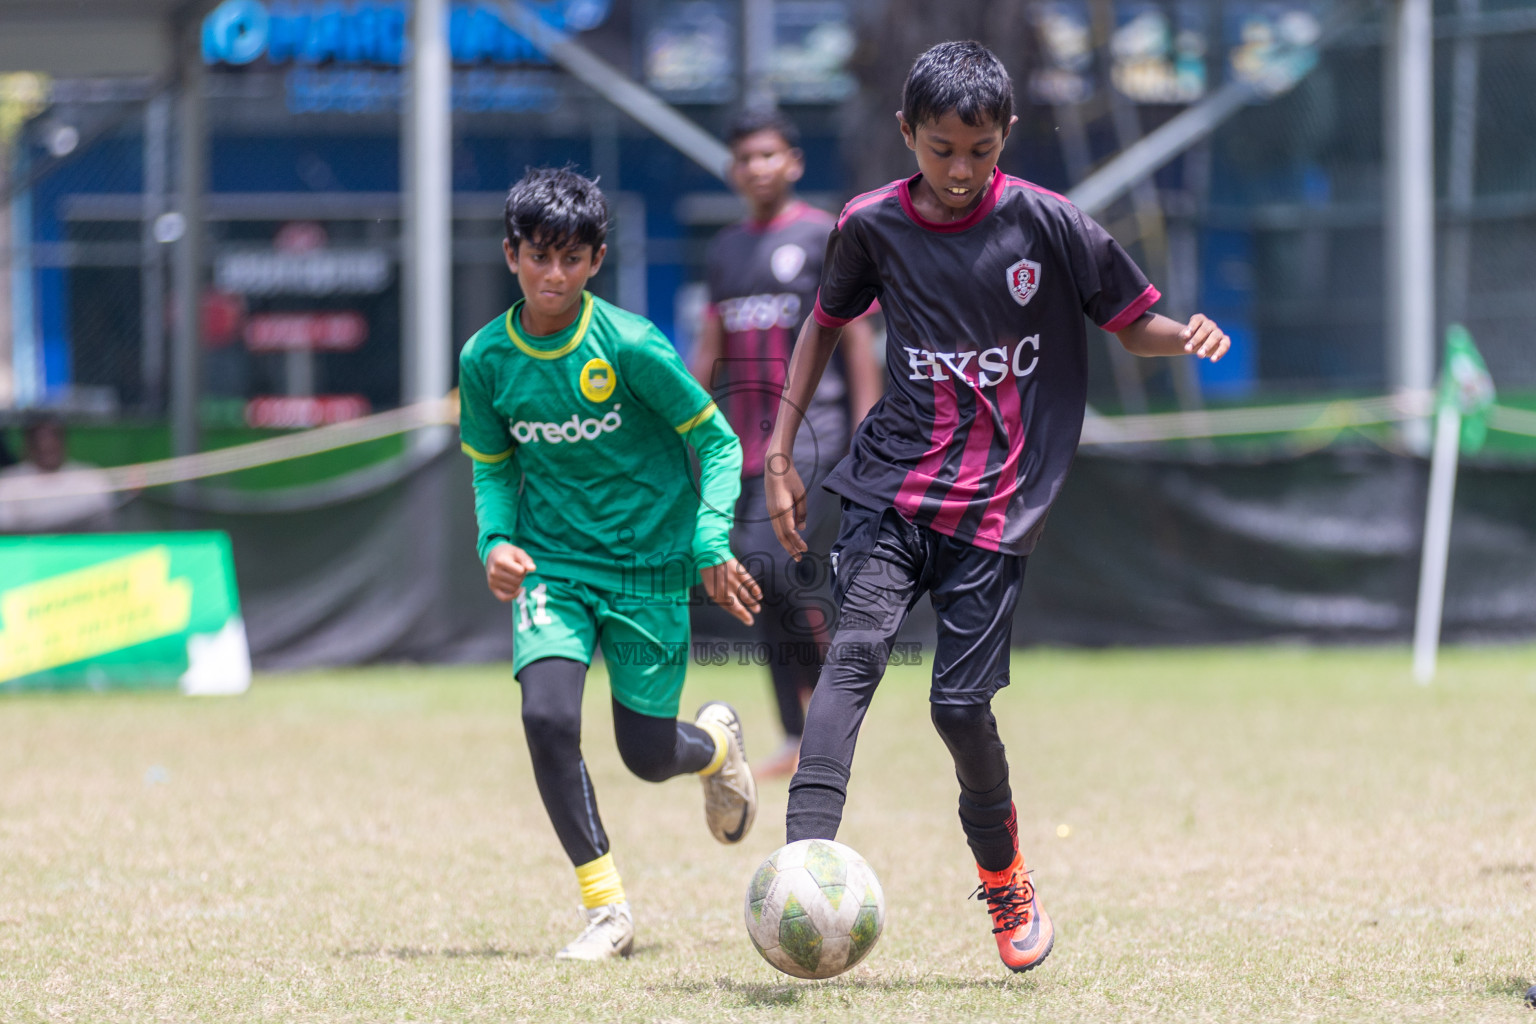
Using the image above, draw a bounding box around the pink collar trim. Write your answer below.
[746,200,810,233]
[897,169,1004,233]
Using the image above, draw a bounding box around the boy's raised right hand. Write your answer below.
[485,542,538,601]
[765,455,808,561]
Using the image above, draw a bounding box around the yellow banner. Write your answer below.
[0,547,192,683]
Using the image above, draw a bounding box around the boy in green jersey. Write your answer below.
[459,167,764,960]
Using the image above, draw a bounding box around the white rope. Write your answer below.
[0,398,455,503]
[1080,390,1435,446]
[1,389,1529,506]
[1489,403,1536,438]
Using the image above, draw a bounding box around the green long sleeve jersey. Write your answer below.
[458,291,743,597]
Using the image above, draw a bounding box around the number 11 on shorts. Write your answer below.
[516,583,554,631]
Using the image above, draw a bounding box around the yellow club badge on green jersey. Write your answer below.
[580,358,616,402]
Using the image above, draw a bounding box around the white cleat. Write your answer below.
[695,701,757,844]
[555,901,634,961]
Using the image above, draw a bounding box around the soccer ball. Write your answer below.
[743,839,885,979]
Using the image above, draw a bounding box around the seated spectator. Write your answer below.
[0,413,117,533]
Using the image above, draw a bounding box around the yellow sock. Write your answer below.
[574,852,626,909]
[698,722,728,776]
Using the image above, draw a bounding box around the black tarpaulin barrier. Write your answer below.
[98,447,1534,668]
[1016,450,1534,646]
[114,449,517,669]
[681,448,1535,654]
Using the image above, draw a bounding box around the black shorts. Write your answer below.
[829,500,1026,705]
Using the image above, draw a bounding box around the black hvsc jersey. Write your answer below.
[706,202,847,478]
[813,170,1159,556]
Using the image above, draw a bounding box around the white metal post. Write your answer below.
[1441,0,1481,329]
[615,193,647,316]
[742,0,775,112]
[8,144,37,408]
[141,92,170,413]
[1384,0,1435,453]
[1412,405,1461,683]
[172,20,206,459]
[406,0,452,417]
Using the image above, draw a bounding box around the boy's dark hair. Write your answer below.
[726,107,801,150]
[504,166,609,253]
[901,40,1014,132]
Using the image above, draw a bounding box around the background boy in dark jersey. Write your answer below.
[459,168,765,961]
[689,110,882,778]
[764,42,1230,973]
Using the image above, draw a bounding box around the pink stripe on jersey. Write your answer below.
[1003,175,1072,205]
[813,292,880,327]
[894,377,959,520]
[813,292,853,328]
[737,342,759,474]
[1102,283,1162,332]
[975,382,1026,549]
[740,322,783,476]
[928,386,998,535]
[836,183,899,230]
[745,200,830,234]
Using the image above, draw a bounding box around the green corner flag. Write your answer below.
[1439,324,1496,454]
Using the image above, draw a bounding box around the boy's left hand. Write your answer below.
[1181,313,1230,361]
[702,557,763,626]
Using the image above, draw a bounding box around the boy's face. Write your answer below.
[729,129,803,213]
[899,109,1017,214]
[24,422,65,472]
[504,236,606,323]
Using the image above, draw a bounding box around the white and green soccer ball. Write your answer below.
[743,839,885,979]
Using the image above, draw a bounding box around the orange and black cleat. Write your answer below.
[971,852,1054,972]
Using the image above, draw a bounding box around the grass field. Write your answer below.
[2,646,1535,1023]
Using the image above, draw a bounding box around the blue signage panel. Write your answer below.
[202,0,611,68]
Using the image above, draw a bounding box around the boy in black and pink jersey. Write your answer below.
[765,41,1229,973]
[690,110,882,779]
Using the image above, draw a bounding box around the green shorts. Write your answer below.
[510,573,691,718]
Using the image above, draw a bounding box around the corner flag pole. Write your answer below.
[1411,325,1495,684]
[1411,402,1460,684]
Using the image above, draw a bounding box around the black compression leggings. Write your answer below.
[517,657,717,866]
[932,702,1017,871]
[790,692,1018,870]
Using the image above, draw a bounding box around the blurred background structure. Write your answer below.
[1,0,1534,679]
